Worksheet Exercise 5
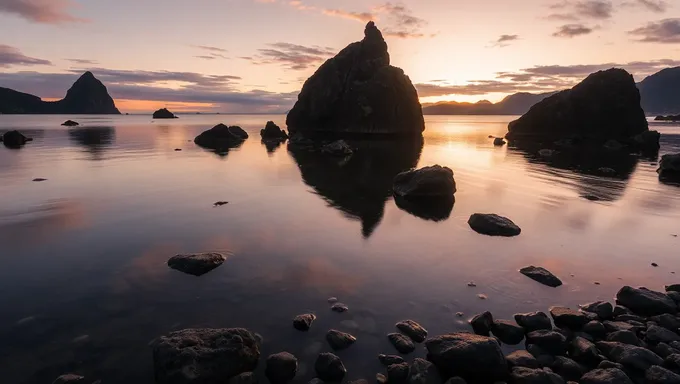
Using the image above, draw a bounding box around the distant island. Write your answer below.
[0,71,120,115]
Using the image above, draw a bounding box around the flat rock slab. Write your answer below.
[520,266,563,287]
[388,333,415,354]
[616,286,677,316]
[152,328,260,384]
[168,253,227,276]
[550,306,589,328]
[395,320,428,342]
[468,213,521,237]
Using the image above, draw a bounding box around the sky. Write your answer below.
[1,0,679,112]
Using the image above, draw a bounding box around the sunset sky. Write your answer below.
[1,0,679,112]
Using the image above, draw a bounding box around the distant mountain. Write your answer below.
[638,67,680,115]
[0,72,120,114]
[422,91,557,115]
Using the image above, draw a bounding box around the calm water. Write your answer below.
[1,114,680,383]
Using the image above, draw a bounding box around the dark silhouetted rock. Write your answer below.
[1,130,32,147]
[646,324,680,344]
[491,319,525,345]
[32,178,47,182]
[603,321,642,334]
[658,153,680,181]
[468,213,521,237]
[665,353,680,370]
[266,352,298,383]
[321,140,353,157]
[293,314,316,331]
[654,343,678,358]
[569,337,600,365]
[506,69,648,141]
[526,330,568,356]
[597,361,623,370]
[651,314,680,333]
[580,368,633,384]
[550,307,589,329]
[655,114,680,121]
[666,284,680,293]
[286,22,424,137]
[506,350,539,369]
[195,124,248,151]
[646,365,680,384]
[52,374,85,384]
[153,108,177,119]
[520,267,562,287]
[387,363,410,384]
[616,286,677,316]
[214,201,229,207]
[167,253,227,276]
[631,130,661,152]
[396,320,428,343]
[326,329,356,350]
[515,312,553,332]
[62,120,79,126]
[314,353,346,382]
[331,303,348,313]
[425,333,507,383]
[509,367,565,384]
[230,372,257,384]
[393,165,456,198]
[471,311,494,336]
[261,121,288,140]
[378,354,404,366]
[493,137,506,146]
[595,341,663,371]
[443,378,467,384]
[152,328,260,384]
[579,301,614,320]
[408,358,441,384]
[551,356,586,381]
[388,333,415,354]
[582,321,606,337]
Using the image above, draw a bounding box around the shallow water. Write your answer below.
[1,114,680,383]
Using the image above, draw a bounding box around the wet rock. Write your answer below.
[654,343,678,358]
[613,306,632,317]
[1,130,32,147]
[595,341,663,371]
[468,213,521,237]
[408,358,441,384]
[195,124,248,151]
[265,352,298,383]
[261,121,288,140]
[646,324,680,344]
[509,367,565,384]
[520,267,562,288]
[152,328,260,384]
[62,120,79,126]
[664,353,680,370]
[214,201,229,207]
[167,253,227,276]
[579,301,614,320]
[396,320,428,343]
[387,363,410,384]
[603,139,623,150]
[425,333,507,383]
[549,307,589,329]
[331,303,348,313]
[471,311,494,336]
[614,314,646,323]
[569,337,600,365]
[603,321,641,334]
[580,368,633,384]
[393,165,456,199]
[315,353,346,382]
[493,137,506,146]
[491,319,525,345]
[506,350,540,368]
[526,330,568,355]
[606,330,644,347]
[293,314,316,331]
[515,312,553,332]
[230,372,258,384]
[376,374,387,384]
[551,356,586,381]
[52,374,85,384]
[388,333,415,354]
[666,285,680,293]
[326,330,356,350]
[33,178,47,182]
[378,354,405,366]
[650,314,680,333]
[597,361,623,370]
[321,140,353,157]
[286,22,424,137]
[668,291,680,305]
[646,365,680,384]
[616,286,677,316]
[582,321,606,337]
[153,108,178,119]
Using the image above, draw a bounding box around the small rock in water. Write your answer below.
[584,194,600,201]
[393,165,456,198]
[520,266,563,287]
[652,262,659,267]
[32,178,47,182]
[468,213,521,237]
[327,297,338,304]
[265,352,298,384]
[456,312,464,317]
[477,294,487,300]
[331,303,348,313]
[395,320,427,343]
[314,353,346,382]
[167,252,227,276]
[594,282,601,285]
[376,373,387,384]
[387,333,415,354]
[378,354,405,366]
[326,329,356,350]
[470,311,494,336]
[467,282,476,287]
[493,137,506,146]
[293,314,316,331]
[174,148,182,151]
[52,374,85,384]
[214,201,229,206]
[61,120,79,127]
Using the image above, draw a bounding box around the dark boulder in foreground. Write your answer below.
[261,121,288,140]
[580,368,633,384]
[167,252,227,276]
[510,367,565,384]
[425,333,507,383]
[615,286,677,316]
[393,165,456,198]
[468,213,521,237]
[286,22,424,136]
[195,124,248,151]
[491,319,525,345]
[1,130,33,147]
[326,329,356,350]
[655,114,680,121]
[470,311,494,336]
[153,108,178,119]
[265,352,298,384]
[520,266,562,287]
[152,328,260,384]
[61,120,79,126]
[658,153,680,181]
[314,353,346,382]
[293,314,316,331]
[506,69,650,143]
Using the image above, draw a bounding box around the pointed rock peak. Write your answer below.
[364,21,384,42]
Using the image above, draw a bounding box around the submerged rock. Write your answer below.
[395,320,427,343]
[314,353,346,382]
[293,314,316,331]
[658,153,680,181]
[326,329,356,350]
[167,253,227,276]
[195,124,248,151]
[425,333,507,383]
[61,120,79,126]
[261,121,288,140]
[265,352,298,383]
[468,213,521,237]
[520,266,563,287]
[152,328,260,384]
[286,22,424,136]
[393,165,456,198]
[1,130,32,147]
[615,286,677,316]
[388,333,415,354]
[153,108,178,119]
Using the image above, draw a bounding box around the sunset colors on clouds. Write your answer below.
[1,0,679,112]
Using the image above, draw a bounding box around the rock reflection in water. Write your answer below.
[394,195,454,221]
[262,139,285,155]
[68,127,115,160]
[288,137,423,237]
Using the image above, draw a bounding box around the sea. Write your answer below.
[1,114,680,383]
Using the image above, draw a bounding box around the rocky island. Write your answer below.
[152,108,178,119]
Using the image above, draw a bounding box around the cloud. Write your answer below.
[190,45,228,60]
[0,44,52,68]
[493,34,520,47]
[322,9,374,23]
[552,23,595,37]
[628,18,680,43]
[374,2,429,38]
[249,42,336,70]
[416,81,558,97]
[65,58,97,65]
[546,0,613,21]
[191,45,228,53]
[622,0,669,13]
[0,0,85,24]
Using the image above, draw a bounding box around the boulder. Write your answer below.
[603,321,641,334]
[597,361,623,370]
[654,343,678,358]
[551,356,586,381]
[152,328,260,384]
[650,314,680,333]
[378,354,405,366]
[616,286,677,316]
[631,130,661,152]
[506,350,540,368]
[408,358,441,384]
[314,353,346,382]
[646,365,680,384]
[153,108,178,119]
[230,372,257,384]
[595,341,663,371]
[569,337,600,365]
[195,124,248,151]
[330,303,348,313]
[549,307,589,329]
[424,333,507,382]
[320,140,353,157]
[491,319,525,345]
[506,68,648,141]
[61,120,79,126]
[470,311,494,336]
[1,130,32,147]
[526,330,568,356]
[388,333,415,354]
[387,362,410,384]
[582,321,606,337]
[509,367,565,384]
[325,329,356,350]
[655,114,680,121]
[658,153,680,181]
[579,301,614,320]
[520,266,562,288]
[515,312,553,332]
[666,284,680,293]
[493,137,506,146]
[293,314,316,331]
[286,22,424,136]
[261,121,288,140]
[167,253,226,276]
[468,213,521,237]
[393,165,456,198]
[646,324,680,344]
[265,352,298,383]
[396,320,428,343]
[580,368,633,384]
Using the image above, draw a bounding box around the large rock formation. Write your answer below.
[286,22,424,136]
[506,69,649,142]
[0,72,120,114]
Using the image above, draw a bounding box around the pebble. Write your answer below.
[327,297,339,304]
[331,303,349,313]
[213,201,229,206]
[652,263,659,267]
[467,282,477,287]
[478,294,488,300]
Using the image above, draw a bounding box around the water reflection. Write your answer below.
[68,127,115,160]
[262,139,285,155]
[394,195,455,221]
[288,137,423,237]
